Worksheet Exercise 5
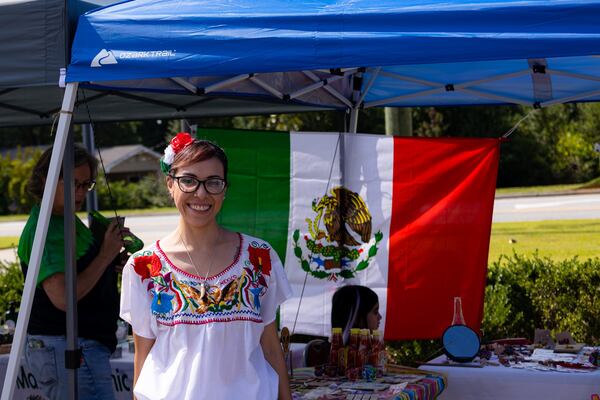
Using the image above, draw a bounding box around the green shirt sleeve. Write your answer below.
[18,205,94,286]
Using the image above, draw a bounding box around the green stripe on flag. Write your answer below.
[198,129,290,259]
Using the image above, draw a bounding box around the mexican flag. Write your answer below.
[200,129,500,340]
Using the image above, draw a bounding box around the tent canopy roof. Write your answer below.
[65,0,600,110]
[0,0,321,127]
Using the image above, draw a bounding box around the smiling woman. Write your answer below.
[120,133,293,400]
[17,145,130,400]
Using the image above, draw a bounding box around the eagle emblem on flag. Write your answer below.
[292,186,383,280]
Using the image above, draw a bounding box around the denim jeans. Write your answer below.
[24,335,116,400]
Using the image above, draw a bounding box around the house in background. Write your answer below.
[1,144,162,183]
[98,144,162,182]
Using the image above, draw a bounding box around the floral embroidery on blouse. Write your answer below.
[133,253,162,280]
[131,237,272,326]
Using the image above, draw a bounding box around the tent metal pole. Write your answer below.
[0,82,79,400]
[63,131,79,400]
[348,107,358,133]
[357,67,380,106]
[348,70,364,134]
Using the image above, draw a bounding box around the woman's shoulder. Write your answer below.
[129,241,160,259]
[238,232,274,250]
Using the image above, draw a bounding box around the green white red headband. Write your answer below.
[160,132,194,175]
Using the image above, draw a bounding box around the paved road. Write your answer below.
[2,192,600,263]
[493,193,600,222]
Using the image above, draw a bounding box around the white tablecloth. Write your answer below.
[420,355,600,400]
[0,344,134,400]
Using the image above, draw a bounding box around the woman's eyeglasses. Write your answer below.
[169,175,226,194]
[60,179,96,192]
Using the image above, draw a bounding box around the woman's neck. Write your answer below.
[175,221,222,252]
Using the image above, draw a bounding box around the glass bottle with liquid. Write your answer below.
[357,328,371,369]
[347,328,360,370]
[324,327,343,376]
[451,296,466,325]
[89,210,144,253]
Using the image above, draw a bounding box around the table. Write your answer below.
[420,355,600,400]
[0,344,134,400]
[291,365,446,400]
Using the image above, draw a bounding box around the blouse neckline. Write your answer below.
[155,232,243,280]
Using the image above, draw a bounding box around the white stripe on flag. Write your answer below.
[282,132,393,338]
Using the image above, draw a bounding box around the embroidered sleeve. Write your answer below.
[120,251,158,339]
[258,245,293,325]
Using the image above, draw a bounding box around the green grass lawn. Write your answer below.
[488,219,600,263]
[0,236,19,250]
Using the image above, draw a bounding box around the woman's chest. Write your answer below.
[146,254,271,326]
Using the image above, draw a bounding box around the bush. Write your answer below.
[96,175,171,210]
[0,260,24,318]
[483,253,600,344]
[387,253,600,366]
[0,148,41,214]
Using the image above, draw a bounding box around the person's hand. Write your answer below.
[99,219,129,262]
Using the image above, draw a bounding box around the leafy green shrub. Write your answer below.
[0,148,42,214]
[483,253,600,344]
[386,339,440,367]
[0,260,24,317]
[95,175,171,210]
[388,253,600,366]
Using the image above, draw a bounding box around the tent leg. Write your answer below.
[348,107,359,133]
[1,82,79,400]
[64,131,79,400]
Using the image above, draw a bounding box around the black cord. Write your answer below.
[80,89,121,223]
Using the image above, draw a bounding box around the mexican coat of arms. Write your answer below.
[293,186,383,280]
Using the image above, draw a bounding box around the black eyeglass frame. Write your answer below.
[169,175,227,194]
[60,179,96,192]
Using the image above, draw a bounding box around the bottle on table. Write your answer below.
[328,327,343,376]
[370,330,386,375]
[337,344,348,376]
[347,328,360,371]
[357,328,371,369]
[451,296,466,325]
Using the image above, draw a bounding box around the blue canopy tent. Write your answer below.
[66,0,600,126]
[4,0,600,398]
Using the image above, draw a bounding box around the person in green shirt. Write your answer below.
[18,145,129,400]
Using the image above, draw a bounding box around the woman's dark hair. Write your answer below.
[27,145,98,200]
[170,140,228,182]
[331,285,379,334]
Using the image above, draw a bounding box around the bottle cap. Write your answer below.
[332,327,343,334]
[360,329,369,335]
[350,328,360,334]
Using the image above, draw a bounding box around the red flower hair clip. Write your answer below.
[170,132,194,153]
[160,132,195,174]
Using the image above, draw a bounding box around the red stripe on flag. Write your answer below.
[386,137,500,340]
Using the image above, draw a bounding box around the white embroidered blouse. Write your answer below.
[120,233,292,400]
